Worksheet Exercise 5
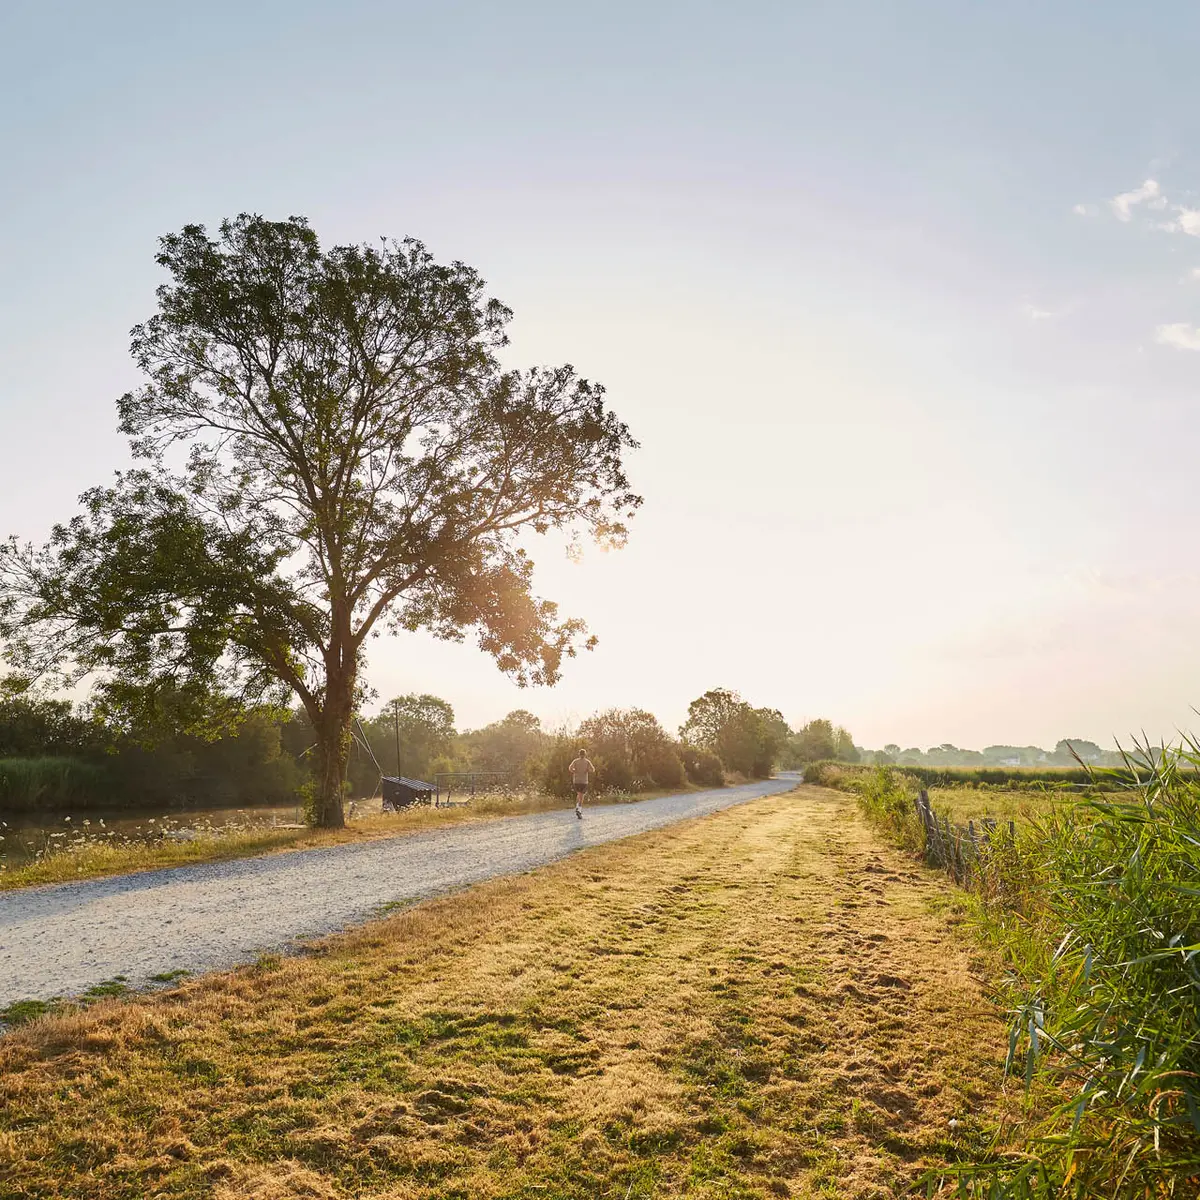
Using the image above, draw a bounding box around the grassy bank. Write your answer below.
[819,758,1200,1197]
[0,786,1013,1199]
[0,786,701,892]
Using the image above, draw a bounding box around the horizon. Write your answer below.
[6,2,1200,748]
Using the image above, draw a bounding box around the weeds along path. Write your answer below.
[0,777,798,1007]
[0,786,1010,1199]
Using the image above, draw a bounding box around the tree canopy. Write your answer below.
[679,688,787,778]
[361,693,457,781]
[0,214,640,825]
[577,707,684,792]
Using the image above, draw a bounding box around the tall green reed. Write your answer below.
[933,740,1200,1198]
[0,756,110,810]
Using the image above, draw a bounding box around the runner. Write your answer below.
[568,747,595,819]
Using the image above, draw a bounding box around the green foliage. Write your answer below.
[788,718,859,765]
[927,741,1200,1196]
[637,739,685,789]
[824,744,1200,1195]
[790,718,835,763]
[349,694,458,790]
[536,736,580,799]
[457,709,547,781]
[678,745,725,787]
[89,676,255,746]
[0,998,53,1027]
[531,710,690,797]
[0,757,111,811]
[577,708,684,791]
[0,684,107,757]
[679,688,787,778]
[1,214,640,826]
[842,766,923,851]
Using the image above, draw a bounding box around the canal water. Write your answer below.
[0,796,388,870]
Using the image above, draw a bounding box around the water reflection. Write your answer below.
[0,797,389,869]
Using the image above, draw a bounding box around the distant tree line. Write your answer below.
[860,738,1122,769]
[0,673,1123,817]
[0,682,806,815]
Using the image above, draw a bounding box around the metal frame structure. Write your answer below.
[433,771,512,806]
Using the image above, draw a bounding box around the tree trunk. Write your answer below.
[312,670,355,828]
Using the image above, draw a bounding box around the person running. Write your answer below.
[568,748,594,819]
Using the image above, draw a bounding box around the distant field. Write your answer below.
[925,785,1075,825]
[0,787,1012,1199]
[804,760,1144,792]
[804,761,1122,828]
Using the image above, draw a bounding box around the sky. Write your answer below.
[4,1,1200,750]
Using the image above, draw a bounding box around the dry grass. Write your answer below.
[0,788,692,893]
[0,787,1013,1199]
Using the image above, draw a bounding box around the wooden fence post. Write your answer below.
[918,789,940,864]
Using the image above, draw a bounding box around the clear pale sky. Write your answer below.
[4,1,1200,749]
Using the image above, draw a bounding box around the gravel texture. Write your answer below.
[0,776,799,1006]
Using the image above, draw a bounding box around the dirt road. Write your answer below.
[0,776,798,1007]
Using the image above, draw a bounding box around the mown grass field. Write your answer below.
[0,787,699,892]
[924,786,1075,825]
[0,786,1012,1199]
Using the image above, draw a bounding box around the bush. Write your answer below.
[535,738,579,799]
[680,689,789,777]
[680,745,724,787]
[845,766,922,851]
[640,742,684,788]
[594,749,636,793]
[576,708,686,793]
[824,741,1200,1193]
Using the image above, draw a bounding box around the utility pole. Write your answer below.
[394,707,401,778]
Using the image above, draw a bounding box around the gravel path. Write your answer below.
[0,776,799,1007]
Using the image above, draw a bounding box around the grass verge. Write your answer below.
[826,759,1200,1196]
[0,786,1011,1199]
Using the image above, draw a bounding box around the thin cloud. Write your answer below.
[1072,203,1097,216]
[1023,304,1058,320]
[1155,322,1200,350]
[1111,179,1161,220]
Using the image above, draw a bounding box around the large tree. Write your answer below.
[577,707,684,790]
[680,687,788,778]
[365,693,457,781]
[459,709,547,779]
[0,215,639,826]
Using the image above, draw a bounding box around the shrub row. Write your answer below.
[535,728,724,799]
